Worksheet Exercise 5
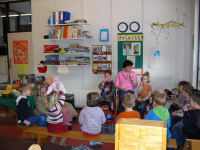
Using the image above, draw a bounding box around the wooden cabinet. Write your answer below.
[115,119,167,150]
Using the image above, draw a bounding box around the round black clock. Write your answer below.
[118,22,128,32]
[129,21,140,32]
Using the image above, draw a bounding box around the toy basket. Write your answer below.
[101,115,117,135]
[1,93,12,98]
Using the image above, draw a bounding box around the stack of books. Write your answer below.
[44,45,59,53]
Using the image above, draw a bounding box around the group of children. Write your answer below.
[14,72,200,149]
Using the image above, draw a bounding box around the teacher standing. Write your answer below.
[115,60,138,114]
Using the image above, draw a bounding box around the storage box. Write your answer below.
[115,119,167,150]
[101,115,117,135]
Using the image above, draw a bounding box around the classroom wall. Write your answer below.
[31,0,193,94]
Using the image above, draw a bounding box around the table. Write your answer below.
[0,96,35,117]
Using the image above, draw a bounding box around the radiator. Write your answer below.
[66,89,101,108]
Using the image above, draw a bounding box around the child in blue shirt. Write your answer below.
[145,90,171,139]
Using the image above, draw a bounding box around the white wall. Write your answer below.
[31,0,193,93]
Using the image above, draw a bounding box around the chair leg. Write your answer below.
[115,98,119,115]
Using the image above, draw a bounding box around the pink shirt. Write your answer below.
[115,70,138,92]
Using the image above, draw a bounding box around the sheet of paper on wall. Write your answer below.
[127,56,135,68]
[102,45,106,52]
[149,47,160,69]
[107,55,111,61]
[131,68,142,75]
[57,65,69,74]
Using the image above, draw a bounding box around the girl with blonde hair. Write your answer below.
[44,83,72,147]
[133,71,152,118]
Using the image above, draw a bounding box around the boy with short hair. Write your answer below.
[145,90,171,139]
[117,93,141,122]
[172,92,200,150]
[16,83,46,127]
[170,84,194,131]
[169,81,190,114]
[98,70,116,104]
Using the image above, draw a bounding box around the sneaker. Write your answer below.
[89,141,103,146]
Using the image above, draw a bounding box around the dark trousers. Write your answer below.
[117,89,134,114]
[169,115,182,132]
[133,99,150,119]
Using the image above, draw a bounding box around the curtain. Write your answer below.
[0,55,8,74]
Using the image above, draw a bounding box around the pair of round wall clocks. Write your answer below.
[118,21,140,32]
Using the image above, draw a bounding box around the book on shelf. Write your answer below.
[72,27,81,38]
[63,26,68,39]
[54,26,58,39]
[56,11,59,24]
[57,26,62,39]
[70,26,73,38]
[53,12,56,24]
[61,26,64,39]
[102,64,107,70]
[93,63,97,70]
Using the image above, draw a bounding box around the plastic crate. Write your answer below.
[101,115,117,135]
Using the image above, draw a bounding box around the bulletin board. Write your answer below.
[92,45,112,74]
[118,33,143,74]
[13,40,29,64]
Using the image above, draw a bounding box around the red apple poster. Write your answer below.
[13,40,28,64]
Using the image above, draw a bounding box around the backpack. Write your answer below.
[100,101,112,115]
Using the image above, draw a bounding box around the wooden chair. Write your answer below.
[183,138,200,150]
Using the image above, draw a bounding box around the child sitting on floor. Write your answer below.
[145,90,171,139]
[15,83,46,127]
[79,92,106,146]
[98,70,116,104]
[117,93,141,122]
[171,91,200,150]
[44,83,72,147]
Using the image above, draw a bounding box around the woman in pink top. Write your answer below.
[115,60,138,114]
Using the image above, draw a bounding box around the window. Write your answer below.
[9,1,31,32]
[0,4,5,45]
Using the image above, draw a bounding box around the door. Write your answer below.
[7,32,33,81]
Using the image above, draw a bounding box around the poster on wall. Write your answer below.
[149,47,160,69]
[13,40,29,64]
[127,56,135,68]
[123,42,141,56]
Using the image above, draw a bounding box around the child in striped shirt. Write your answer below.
[44,83,72,147]
[79,92,106,146]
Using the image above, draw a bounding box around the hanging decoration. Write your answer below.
[150,0,185,44]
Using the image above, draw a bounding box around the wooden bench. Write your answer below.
[183,138,200,150]
[24,126,115,147]
[24,126,177,149]
[167,139,177,149]
[19,125,37,140]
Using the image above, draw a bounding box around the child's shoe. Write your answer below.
[50,136,58,145]
[89,141,103,146]
[59,138,67,147]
